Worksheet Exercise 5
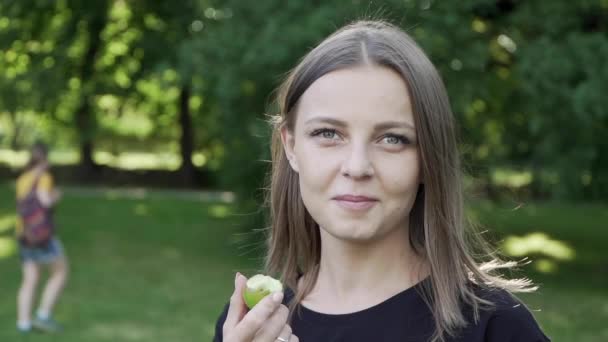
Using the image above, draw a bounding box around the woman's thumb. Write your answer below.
[223,272,248,330]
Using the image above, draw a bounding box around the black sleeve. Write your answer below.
[485,303,551,342]
[213,303,229,342]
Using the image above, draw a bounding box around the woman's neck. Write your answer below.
[301,224,429,313]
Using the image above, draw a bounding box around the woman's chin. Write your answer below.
[321,223,381,243]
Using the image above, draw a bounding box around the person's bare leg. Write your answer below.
[18,261,40,328]
[37,256,68,318]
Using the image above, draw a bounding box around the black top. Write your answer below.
[213,279,550,342]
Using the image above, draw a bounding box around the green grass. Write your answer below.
[0,183,263,342]
[0,183,606,341]
[470,200,608,341]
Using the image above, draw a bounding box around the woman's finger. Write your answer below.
[277,324,294,342]
[251,307,290,341]
[230,290,284,341]
[289,334,299,342]
[223,273,248,333]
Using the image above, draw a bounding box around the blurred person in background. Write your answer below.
[15,142,68,333]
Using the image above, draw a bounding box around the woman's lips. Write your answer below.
[332,195,378,211]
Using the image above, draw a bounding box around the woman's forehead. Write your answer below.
[296,65,415,128]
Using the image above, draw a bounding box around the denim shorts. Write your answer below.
[19,237,65,264]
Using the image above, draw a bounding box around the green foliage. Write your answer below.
[1,0,607,200]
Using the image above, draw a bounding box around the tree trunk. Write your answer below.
[179,83,196,185]
[9,111,20,150]
[75,4,107,176]
[76,100,96,173]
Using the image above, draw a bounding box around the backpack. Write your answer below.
[16,172,55,247]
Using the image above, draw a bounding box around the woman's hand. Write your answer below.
[37,189,61,208]
[222,273,299,342]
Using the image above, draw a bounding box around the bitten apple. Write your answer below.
[243,274,283,309]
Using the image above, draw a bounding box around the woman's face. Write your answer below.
[33,148,49,168]
[282,65,421,243]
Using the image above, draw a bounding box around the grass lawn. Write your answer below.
[471,200,608,341]
[0,183,262,342]
[0,182,606,341]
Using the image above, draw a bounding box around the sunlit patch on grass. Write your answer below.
[491,168,533,188]
[90,322,154,340]
[209,204,230,218]
[0,149,78,168]
[0,148,211,172]
[0,149,28,168]
[94,151,181,171]
[0,237,17,259]
[502,232,575,273]
[0,214,16,234]
[502,232,575,260]
[134,203,148,216]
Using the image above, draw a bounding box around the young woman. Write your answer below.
[15,142,68,333]
[213,20,550,342]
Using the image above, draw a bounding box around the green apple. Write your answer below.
[243,274,283,309]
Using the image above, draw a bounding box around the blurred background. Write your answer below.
[0,0,606,341]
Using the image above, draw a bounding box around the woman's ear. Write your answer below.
[280,126,299,173]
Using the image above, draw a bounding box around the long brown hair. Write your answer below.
[264,20,534,341]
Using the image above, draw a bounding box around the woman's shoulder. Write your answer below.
[17,168,53,181]
[17,169,33,183]
[39,171,54,187]
[16,170,35,196]
[469,286,551,341]
[16,169,54,199]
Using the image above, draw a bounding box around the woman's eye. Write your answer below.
[322,130,336,139]
[382,134,408,145]
[385,136,400,144]
[311,128,338,140]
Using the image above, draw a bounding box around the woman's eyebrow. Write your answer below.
[304,117,415,132]
[304,117,347,127]
[374,121,416,132]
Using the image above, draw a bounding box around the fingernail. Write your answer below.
[234,272,240,287]
[237,273,245,283]
[272,292,284,303]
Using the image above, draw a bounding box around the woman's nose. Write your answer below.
[340,143,374,179]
